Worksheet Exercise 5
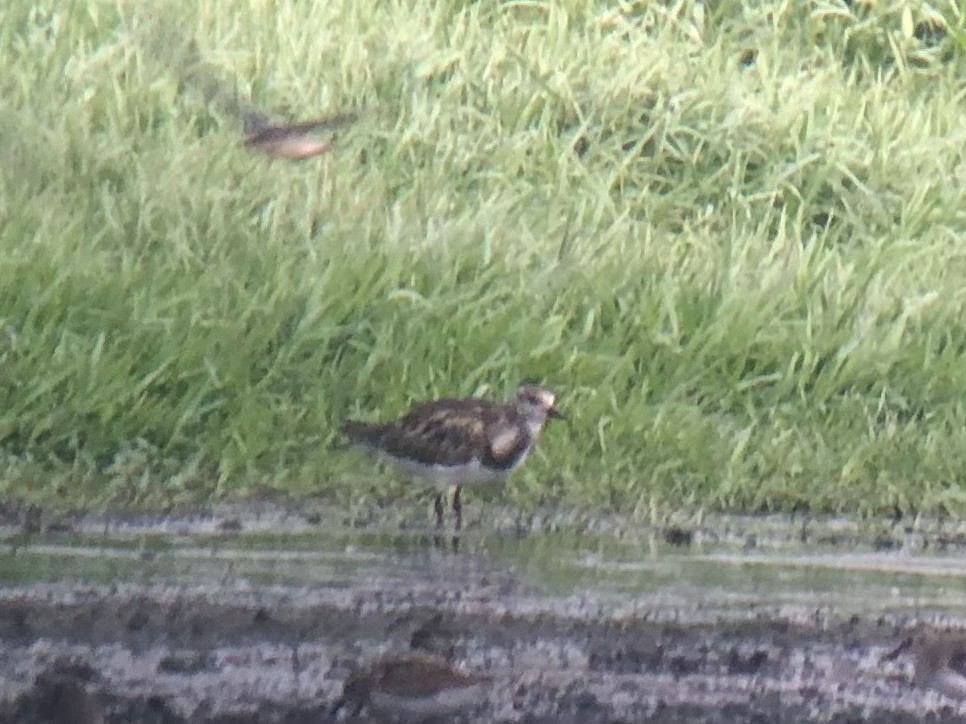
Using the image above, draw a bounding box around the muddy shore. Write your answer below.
[1,504,966,722]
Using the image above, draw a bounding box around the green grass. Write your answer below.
[3,0,966,517]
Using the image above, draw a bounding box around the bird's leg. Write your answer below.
[434,493,445,529]
[453,486,463,532]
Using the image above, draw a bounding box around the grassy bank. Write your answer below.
[2,0,966,516]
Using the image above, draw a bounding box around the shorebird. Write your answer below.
[882,625,966,700]
[331,652,492,722]
[241,112,358,159]
[170,39,357,161]
[342,384,563,530]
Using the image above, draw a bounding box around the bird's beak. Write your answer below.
[548,406,565,421]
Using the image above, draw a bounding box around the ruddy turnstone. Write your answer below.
[331,652,492,722]
[882,626,966,700]
[342,384,563,530]
[241,112,358,159]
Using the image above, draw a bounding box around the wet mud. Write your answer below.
[1,504,966,723]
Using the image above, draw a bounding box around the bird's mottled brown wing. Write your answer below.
[345,397,533,468]
[366,399,496,466]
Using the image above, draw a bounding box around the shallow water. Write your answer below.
[4,516,966,611]
[2,506,966,722]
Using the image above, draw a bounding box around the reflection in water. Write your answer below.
[3,517,966,721]
[2,521,966,614]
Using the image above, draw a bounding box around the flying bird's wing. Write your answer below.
[255,112,359,135]
[242,112,360,158]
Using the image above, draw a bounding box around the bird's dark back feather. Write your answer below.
[344,397,531,468]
